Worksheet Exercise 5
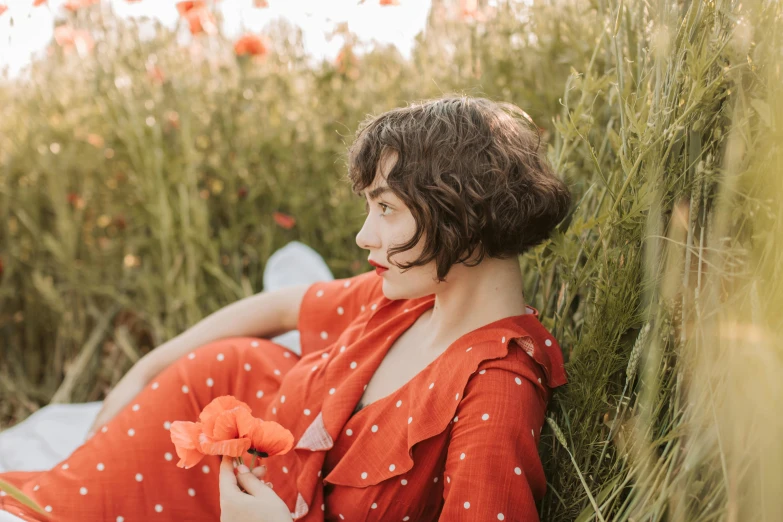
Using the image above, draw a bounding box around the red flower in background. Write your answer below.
[175,0,205,16]
[335,45,359,74]
[234,34,267,57]
[254,0,269,7]
[183,6,217,35]
[146,63,165,84]
[379,0,400,5]
[113,215,128,231]
[0,5,8,17]
[33,0,47,6]
[273,211,296,230]
[54,26,95,55]
[63,0,99,11]
[67,192,85,209]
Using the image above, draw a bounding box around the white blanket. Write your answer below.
[0,241,334,520]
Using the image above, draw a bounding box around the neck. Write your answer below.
[419,257,527,351]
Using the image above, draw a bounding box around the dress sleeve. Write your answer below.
[439,363,549,521]
[295,269,382,358]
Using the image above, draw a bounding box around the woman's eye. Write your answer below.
[378,203,391,216]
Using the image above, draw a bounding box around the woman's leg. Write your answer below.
[0,337,299,522]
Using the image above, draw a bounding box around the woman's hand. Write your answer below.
[85,359,155,440]
[219,455,293,522]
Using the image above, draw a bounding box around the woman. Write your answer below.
[0,95,571,521]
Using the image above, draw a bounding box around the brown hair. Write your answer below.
[346,95,572,282]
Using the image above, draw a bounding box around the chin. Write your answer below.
[380,278,434,301]
[380,279,401,300]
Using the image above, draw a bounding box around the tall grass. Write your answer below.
[1,0,781,519]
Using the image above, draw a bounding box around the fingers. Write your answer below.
[219,455,241,494]
[236,465,269,497]
[251,464,267,479]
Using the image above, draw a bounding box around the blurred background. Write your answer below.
[1,0,782,520]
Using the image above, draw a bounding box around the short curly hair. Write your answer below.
[346,95,572,282]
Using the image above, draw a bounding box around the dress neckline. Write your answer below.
[345,295,541,424]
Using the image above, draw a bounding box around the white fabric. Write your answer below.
[0,241,334,484]
[0,509,28,522]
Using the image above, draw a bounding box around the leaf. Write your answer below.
[0,479,48,516]
[750,98,771,128]
[41,232,68,264]
[202,262,244,298]
[573,476,620,522]
[31,270,66,314]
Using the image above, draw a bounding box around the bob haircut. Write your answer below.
[346,95,572,282]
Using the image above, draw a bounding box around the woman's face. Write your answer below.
[355,151,440,300]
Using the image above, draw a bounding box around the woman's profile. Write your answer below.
[0,95,571,522]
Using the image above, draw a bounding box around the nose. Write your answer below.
[355,214,380,251]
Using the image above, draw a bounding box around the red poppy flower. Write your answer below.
[54,26,95,55]
[234,34,267,57]
[33,0,47,6]
[175,0,205,16]
[0,5,8,16]
[183,6,217,35]
[67,192,85,209]
[273,211,296,229]
[170,396,294,469]
[254,0,269,7]
[379,0,400,5]
[63,0,99,11]
[113,215,127,231]
[146,64,165,84]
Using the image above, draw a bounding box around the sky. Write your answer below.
[0,0,434,78]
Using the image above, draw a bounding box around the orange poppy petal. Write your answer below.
[174,445,205,469]
[198,432,251,457]
[169,420,203,450]
[199,396,252,437]
[248,420,295,456]
[211,408,244,440]
[234,408,258,438]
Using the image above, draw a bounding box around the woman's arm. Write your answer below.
[138,283,311,380]
[438,366,549,521]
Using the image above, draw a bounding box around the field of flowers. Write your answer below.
[1,0,781,520]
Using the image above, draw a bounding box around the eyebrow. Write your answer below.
[364,185,392,200]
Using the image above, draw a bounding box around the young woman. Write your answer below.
[0,95,571,522]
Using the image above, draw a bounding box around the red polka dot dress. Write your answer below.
[0,270,567,521]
